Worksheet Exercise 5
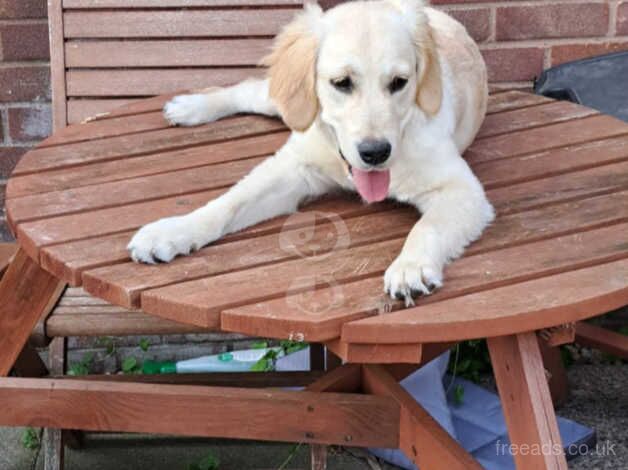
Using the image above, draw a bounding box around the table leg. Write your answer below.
[487,332,568,470]
[310,444,327,470]
[0,249,65,376]
[362,364,481,470]
[44,338,66,470]
[537,335,569,406]
[306,364,361,470]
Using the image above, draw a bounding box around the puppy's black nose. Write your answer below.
[357,139,391,165]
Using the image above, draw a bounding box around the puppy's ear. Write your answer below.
[261,4,322,131]
[388,0,443,116]
[416,32,442,116]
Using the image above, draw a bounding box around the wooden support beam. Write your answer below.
[537,336,569,407]
[0,378,399,448]
[0,249,66,376]
[306,363,362,393]
[0,243,17,277]
[488,332,567,470]
[538,323,575,347]
[306,364,362,470]
[362,364,480,470]
[326,339,423,364]
[55,371,325,388]
[575,322,628,359]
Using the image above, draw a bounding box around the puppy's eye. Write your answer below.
[388,76,408,94]
[331,77,353,93]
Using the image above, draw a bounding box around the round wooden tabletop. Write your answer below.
[5,91,628,354]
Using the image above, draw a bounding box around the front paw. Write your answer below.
[163,94,211,127]
[127,216,202,264]
[384,255,443,307]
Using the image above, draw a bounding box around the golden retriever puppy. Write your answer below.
[128,0,494,306]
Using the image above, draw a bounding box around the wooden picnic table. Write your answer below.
[1,90,627,470]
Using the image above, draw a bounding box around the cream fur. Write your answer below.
[131,0,494,306]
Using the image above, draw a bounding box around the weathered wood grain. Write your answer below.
[341,259,628,343]
[0,378,400,447]
[65,39,273,68]
[221,218,628,341]
[64,10,296,38]
[0,250,65,376]
[488,333,567,469]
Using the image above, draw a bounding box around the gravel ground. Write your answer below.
[561,363,628,469]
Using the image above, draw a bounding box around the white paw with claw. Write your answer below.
[384,255,443,307]
[163,94,211,127]
[128,216,206,264]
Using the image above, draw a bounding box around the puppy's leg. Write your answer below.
[385,158,494,306]
[163,78,278,127]
[128,148,333,264]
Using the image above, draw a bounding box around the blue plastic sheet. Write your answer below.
[369,352,595,469]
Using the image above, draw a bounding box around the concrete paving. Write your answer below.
[1,362,626,469]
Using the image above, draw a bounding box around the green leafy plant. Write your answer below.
[250,340,268,349]
[121,356,141,374]
[21,428,41,450]
[277,443,302,470]
[139,338,151,352]
[67,352,95,376]
[452,384,465,406]
[251,349,280,372]
[447,340,492,383]
[187,453,219,470]
[280,340,308,355]
[250,340,309,372]
[97,336,117,356]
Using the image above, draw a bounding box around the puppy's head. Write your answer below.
[263,0,442,202]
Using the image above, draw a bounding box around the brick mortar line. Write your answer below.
[543,48,552,69]
[479,35,628,48]
[0,19,48,26]
[0,61,50,68]
[0,109,9,146]
[488,6,497,42]
[435,0,613,8]
[608,0,620,36]
[0,102,51,109]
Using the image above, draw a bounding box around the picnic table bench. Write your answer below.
[1,1,627,469]
[0,88,627,470]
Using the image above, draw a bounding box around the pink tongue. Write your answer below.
[351,168,390,203]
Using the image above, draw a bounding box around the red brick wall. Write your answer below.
[432,0,628,84]
[0,0,50,240]
[1,0,628,241]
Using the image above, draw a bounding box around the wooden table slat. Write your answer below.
[340,258,628,344]
[8,132,289,198]
[477,99,598,139]
[39,196,381,284]
[39,111,170,148]
[8,156,266,224]
[11,116,285,176]
[221,220,628,341]
[140,213,628,331]
[467,114,628,164]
